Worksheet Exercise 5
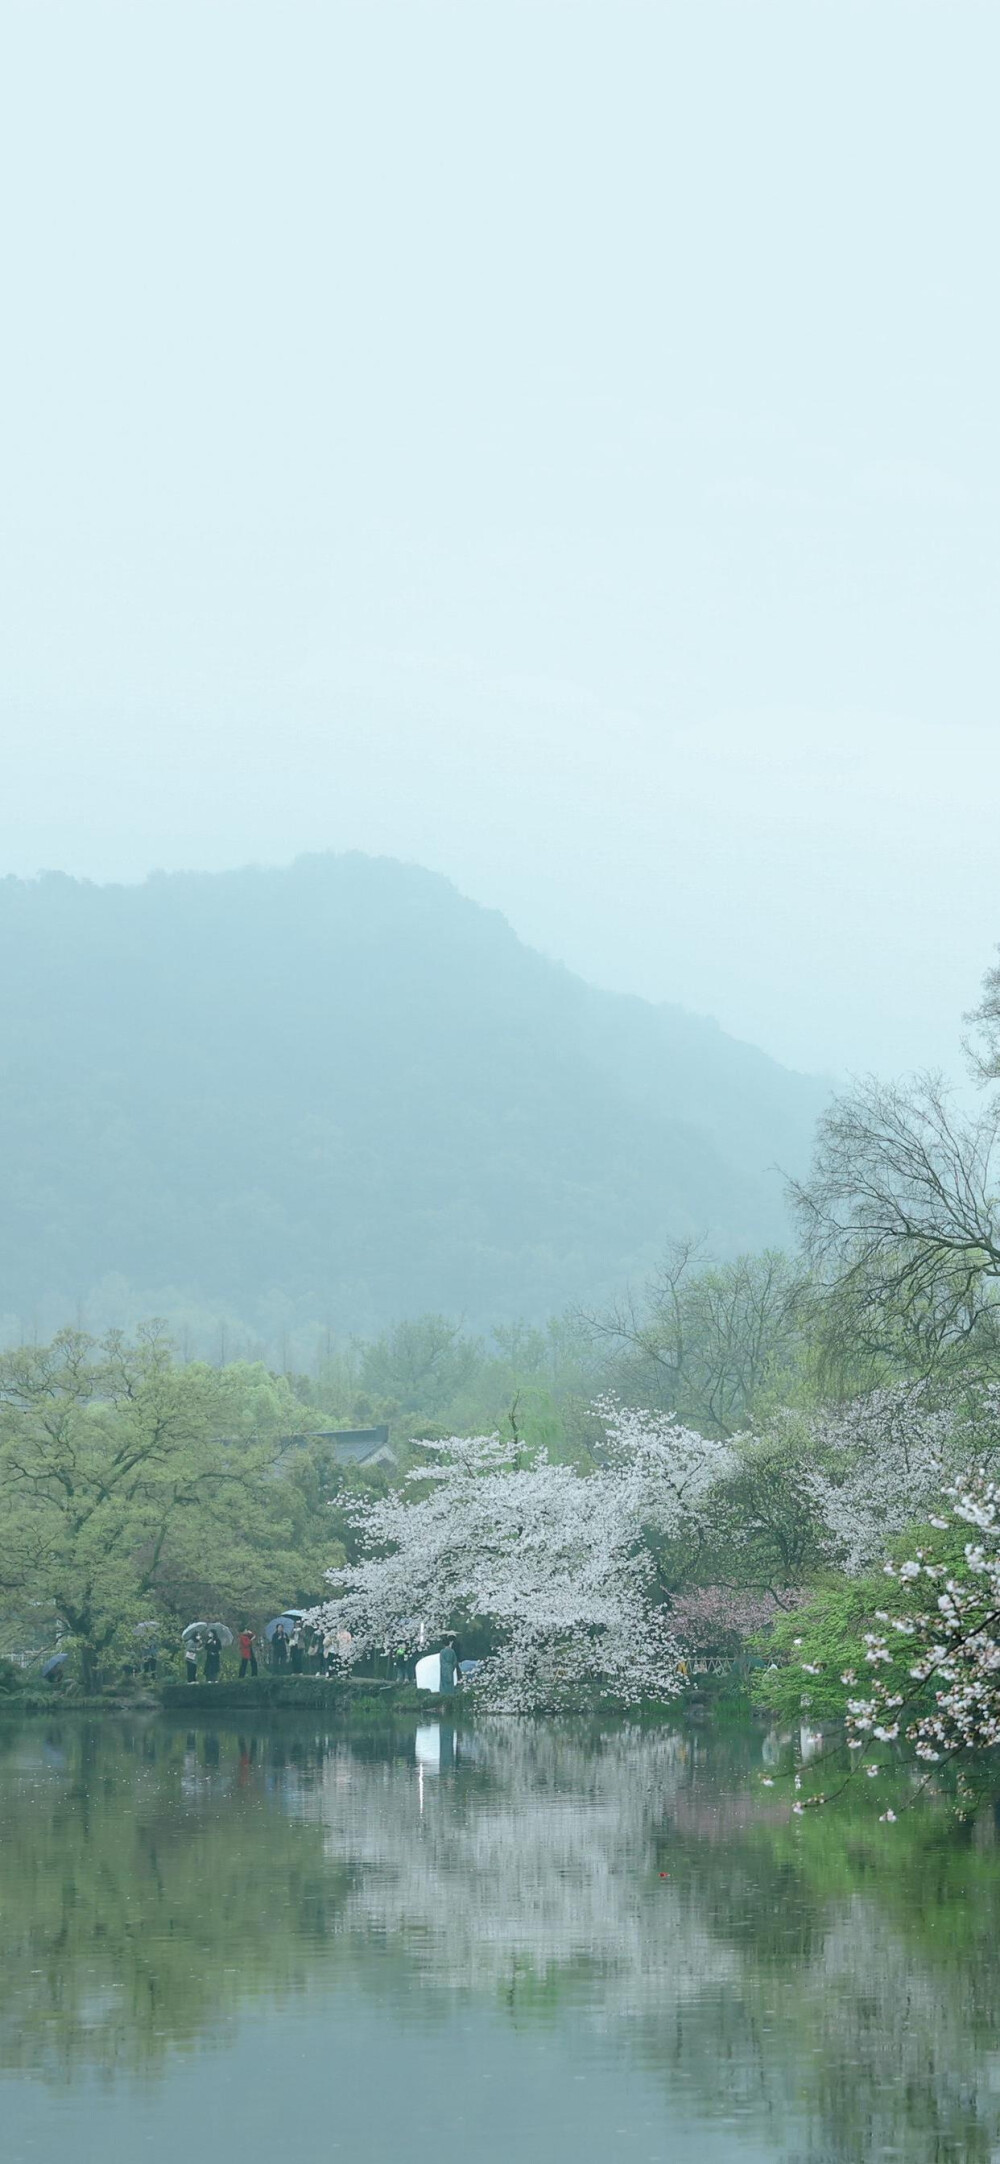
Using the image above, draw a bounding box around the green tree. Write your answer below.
[0,1329,319,1685]
[357,1314,483,1417]
[703,1420,827,1603]
[581,1244,808,1436]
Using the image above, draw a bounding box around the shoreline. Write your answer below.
[0,1673,746,1721]
[0,1679,461,1720]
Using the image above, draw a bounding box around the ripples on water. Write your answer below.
[2,1712,999,2162]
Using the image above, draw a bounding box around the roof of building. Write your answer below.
[282,1425,394,1463]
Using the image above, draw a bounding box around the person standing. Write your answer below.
[238,1626,258,1679]
[204,1630,222,1684]
[185,1641,199,1685]
[271,1621,289,1670]
[289,1625,304,1674]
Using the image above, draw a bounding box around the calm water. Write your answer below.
[2,1713,1000,2164]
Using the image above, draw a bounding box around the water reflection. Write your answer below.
[303,1721,730,2019]
[2,1712,1000,2160]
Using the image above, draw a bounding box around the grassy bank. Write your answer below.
[0,1683,452,1719]
[160,1676,448,1715]
[0,1689,161,1717]
[0,1671,760,1722]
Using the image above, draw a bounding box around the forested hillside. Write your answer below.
[0,855,826,1344]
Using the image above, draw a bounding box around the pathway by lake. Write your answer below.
[1,1712,997,2162]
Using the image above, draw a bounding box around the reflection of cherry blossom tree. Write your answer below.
[302,1723,738,2015]
[7,1717,1000,2157]
[297,1719,1000,2158]
[308,1408,731,1709]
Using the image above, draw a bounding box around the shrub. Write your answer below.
[751,1578,895,1723]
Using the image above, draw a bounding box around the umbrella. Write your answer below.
[182,1621,233,1646]
[41,1652,68,1680]
[265,1610,305,1642]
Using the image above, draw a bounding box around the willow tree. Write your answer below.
[791,1072,1000,1381]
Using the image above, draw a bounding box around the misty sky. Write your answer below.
[1,0,997,1080]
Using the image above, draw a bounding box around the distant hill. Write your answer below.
[0,854,827,1345]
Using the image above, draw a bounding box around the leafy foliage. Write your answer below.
[751,1579,893,1723]
[847,1474,1000,1772]
[0,1329,330,1682]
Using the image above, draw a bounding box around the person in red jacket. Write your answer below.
[238,1627,258,1678]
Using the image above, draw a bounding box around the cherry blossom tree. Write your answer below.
[803,1383,957,1575]
[764,1382,1000,1809]
[669,1584,797,1653]
[846,1469,1000,1776]
[306,1404,731,1709]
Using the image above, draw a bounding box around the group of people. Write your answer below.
[184,1628,226,1684]
[269,1620,352,1674]
[184,1619,352,1683]
[269,1620,305,1673]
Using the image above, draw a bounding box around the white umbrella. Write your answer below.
[182,1621,233,1646]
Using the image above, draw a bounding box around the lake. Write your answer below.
[2,1711,999,2163]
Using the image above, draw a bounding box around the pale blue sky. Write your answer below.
[1,0,997,1077]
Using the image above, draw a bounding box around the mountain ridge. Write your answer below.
[0,852,827,1344]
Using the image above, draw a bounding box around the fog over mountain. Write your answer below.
[0,855,826,1347]
[3,7,997,1083]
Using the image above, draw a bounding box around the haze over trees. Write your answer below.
[7,879,1000,1758]
[313,941,1000,1750]
[0,853,826,1349]
[7,944,1000,1748]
